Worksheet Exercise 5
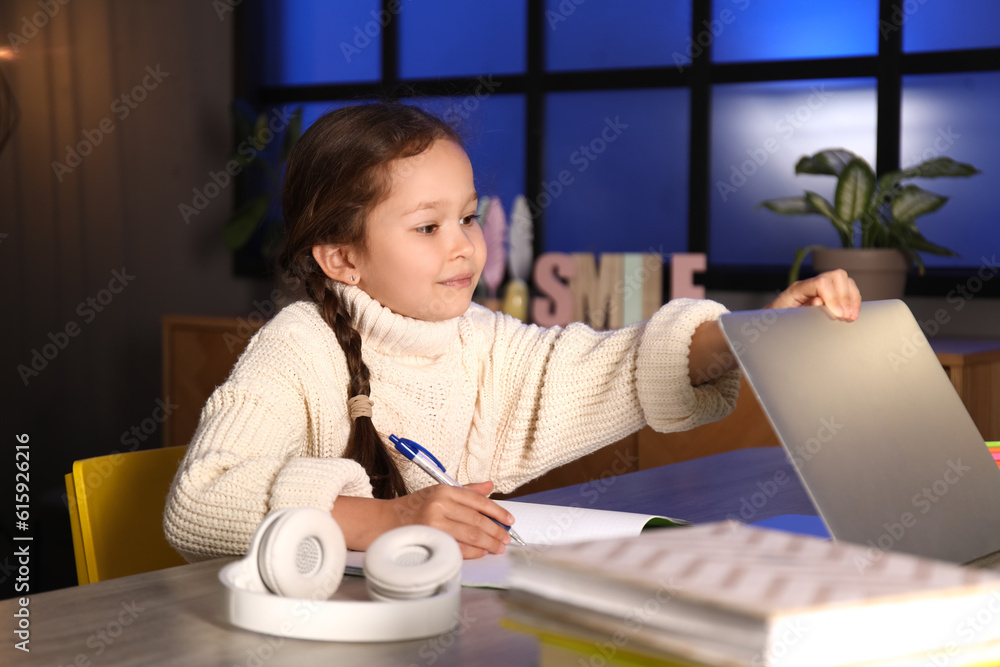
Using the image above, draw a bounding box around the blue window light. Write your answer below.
[902,0,1000,53]
[262,0,381,85]
[406,95,527,215]
[712,0,878,63]
[543,89,690,254]
[545,0,691,71]
[710,79,877,266]
[900,72,1000,269]
[399,0,526,79]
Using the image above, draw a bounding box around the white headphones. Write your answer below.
[219,507,463,641]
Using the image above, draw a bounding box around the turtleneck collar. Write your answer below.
[330,281,462,359]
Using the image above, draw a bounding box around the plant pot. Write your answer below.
[812,248,909,301]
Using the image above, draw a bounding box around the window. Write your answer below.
[399,0,526,79]
[544,89,690,253]
[545,0,690,71]
[712,0,878,63]
[246,0,1000,295]
[711,79,877,266]
[261,0,381,85]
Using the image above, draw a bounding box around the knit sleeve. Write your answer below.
[163,315,373,562]
[473,298,739,492]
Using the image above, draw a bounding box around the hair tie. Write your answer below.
[347,395,373,420]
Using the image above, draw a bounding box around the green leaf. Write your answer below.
[884,223,958,258]
[802,191,852,245]
[860,211,885,248]
[875,171,904,200]
[834,158,876,224]
[802,191,836,220]
[899,232,958,257]
[760,196,814,215]
[227,150,257,172]
[891,185,947,225]
[224,194,270,250]
[795,149,858,176]
[280,107,303,163]
[788,244,828,285]
[252,113,269,151]
[904,157,981,179]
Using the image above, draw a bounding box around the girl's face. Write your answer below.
[354,139,487,322]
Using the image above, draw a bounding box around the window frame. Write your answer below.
[239,0,1000,297]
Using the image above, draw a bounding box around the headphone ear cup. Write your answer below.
[364,525,462,601]
[257,507,346,600]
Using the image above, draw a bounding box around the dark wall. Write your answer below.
[0,0,269,597]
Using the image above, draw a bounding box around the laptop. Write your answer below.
[718,299,1000,565]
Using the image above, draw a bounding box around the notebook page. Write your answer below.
[345,500,687,588]
[497,500,686,546]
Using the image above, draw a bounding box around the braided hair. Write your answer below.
[278,103,462,499]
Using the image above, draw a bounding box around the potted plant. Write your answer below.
[225,100,303,276]
[760,148,980,300]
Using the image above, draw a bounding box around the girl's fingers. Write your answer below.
[439,496,512,554]
[397,484,512,556]
[769,269,861,321]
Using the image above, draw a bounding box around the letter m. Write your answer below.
[570,253,624,330]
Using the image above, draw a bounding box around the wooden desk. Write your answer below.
[2,449,810,666]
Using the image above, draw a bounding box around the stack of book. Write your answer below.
[987,441,1000,471]
[504,521,1000,667]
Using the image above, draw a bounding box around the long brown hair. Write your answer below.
[278,103,462,499]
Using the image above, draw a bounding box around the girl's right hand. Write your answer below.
[386,481,514,559]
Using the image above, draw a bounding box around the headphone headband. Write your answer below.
[219,508,462,642]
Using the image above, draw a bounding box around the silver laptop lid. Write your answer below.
[719,300,1000,564]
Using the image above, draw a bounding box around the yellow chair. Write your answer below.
[65,446,189,584]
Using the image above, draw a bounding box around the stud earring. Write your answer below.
[350,275,356,282]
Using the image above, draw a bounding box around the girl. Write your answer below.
[164,103,859,561]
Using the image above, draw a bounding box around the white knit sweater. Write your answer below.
[163,285,740,561]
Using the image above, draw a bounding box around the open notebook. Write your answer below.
[345,499,687,588]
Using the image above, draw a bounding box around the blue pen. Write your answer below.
[389,434,527,547]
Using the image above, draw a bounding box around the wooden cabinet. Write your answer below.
[931,339,1000,442]
[161,316,262,448]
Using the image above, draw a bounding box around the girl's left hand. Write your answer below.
[766,269,861,321]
